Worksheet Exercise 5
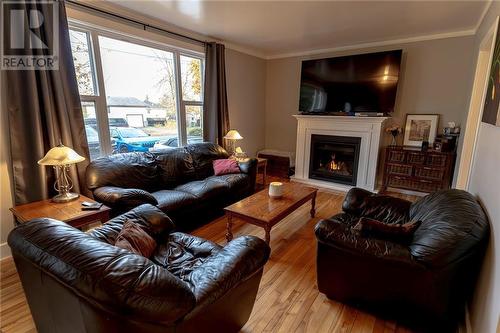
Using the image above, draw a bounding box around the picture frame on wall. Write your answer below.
[403,114,439,147]
[481,18,500,126]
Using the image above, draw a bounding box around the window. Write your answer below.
[69,25,204,159]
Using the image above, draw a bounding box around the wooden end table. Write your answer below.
[257,158,268,185]
[10,195,110,229]
[224,182,317,245]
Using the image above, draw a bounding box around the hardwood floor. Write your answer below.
[0,180,417,333]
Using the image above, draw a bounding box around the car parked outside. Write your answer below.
[85,118,129,130]
[150,136,204,152]
[85,125,101,160]
[110,127,172,153]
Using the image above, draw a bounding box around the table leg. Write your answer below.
[226,213,233,243]
[263,162,267,185]
[264,226,271,245]
[310,191,317,218]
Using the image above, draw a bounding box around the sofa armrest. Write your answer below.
[342,187,374,215]
[342,187,411,224]
[188,236,270,308]
[93,186,158,210]
[237,158,258,191]
[315,218,416,266]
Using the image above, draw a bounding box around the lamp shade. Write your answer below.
[224,130,243,140]
[38,144,85,166]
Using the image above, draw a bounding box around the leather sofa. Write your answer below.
[85,142,257,228]
[8,204,270,333]
[315,188,490,330]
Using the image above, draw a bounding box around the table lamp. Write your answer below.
[224,130,243,156]
[38,144,85,203]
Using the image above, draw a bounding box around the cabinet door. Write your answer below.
[407,152,426,164]
[387,163,413,177]
[426,154,447,167]
[388,150,406,163]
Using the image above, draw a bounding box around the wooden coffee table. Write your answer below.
[224,182,318,245]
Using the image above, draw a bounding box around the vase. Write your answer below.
[390,135,398,146]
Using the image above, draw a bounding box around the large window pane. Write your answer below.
[99,36,179,153]
[186,105,203,144]
[69,30,97,96]
[180,55,202,102]
[81,101,101,160]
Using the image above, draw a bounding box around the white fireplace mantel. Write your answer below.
[291,115,389,192]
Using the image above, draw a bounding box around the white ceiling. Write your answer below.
[107,1,490,58]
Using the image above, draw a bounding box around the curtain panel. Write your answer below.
[4,0,90,204]
[203,42,230,146]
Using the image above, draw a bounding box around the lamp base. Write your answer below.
[52,192,80,203]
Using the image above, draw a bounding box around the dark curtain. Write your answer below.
[4,0,90,204]
[203,42,230,146]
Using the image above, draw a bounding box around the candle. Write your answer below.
[269,182,284,198]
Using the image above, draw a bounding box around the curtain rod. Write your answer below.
[65,0,207,46]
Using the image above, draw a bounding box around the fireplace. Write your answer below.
[309,135,361,186]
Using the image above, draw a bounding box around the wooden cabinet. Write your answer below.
[382,146,456,194]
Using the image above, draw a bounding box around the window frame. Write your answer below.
[68,21,205,157]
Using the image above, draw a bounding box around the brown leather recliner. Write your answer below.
[85,142,258,229]
[8,204,270,333]
[315,188,490,331]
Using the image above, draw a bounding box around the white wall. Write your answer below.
[467,4,500,333]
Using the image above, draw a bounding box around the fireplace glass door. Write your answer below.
[309,135,361,185]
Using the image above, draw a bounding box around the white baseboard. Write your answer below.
[0,242,11,259]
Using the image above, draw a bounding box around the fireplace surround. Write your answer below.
[292,115,389,192]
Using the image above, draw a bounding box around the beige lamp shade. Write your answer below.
[224,130,243,140]
[38,144,85,166]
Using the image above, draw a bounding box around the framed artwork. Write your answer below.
[481,19,500,126]
[403,114,439,147]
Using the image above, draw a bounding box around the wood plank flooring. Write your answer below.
[0,180,417,333]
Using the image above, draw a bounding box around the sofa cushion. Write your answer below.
[185,143,229,180]
[115,220,157,258]
[174,180,228,200]
[152,232,222,283]
[213,159,240,176]
[206,174,249,192]
[154,148,196,188]
[86,152,159,192]
[151,190,197,214]
[88,204,174,245]
[353,217,421,243]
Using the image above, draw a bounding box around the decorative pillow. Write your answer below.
[115,220,157,258]
[213,159,240,176]
[353,217,421,243]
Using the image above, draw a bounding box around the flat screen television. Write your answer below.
[299,50,402,115]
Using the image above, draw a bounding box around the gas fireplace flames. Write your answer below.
[328,154,345,171]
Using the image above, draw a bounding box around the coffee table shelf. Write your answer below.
[224,182,318,245]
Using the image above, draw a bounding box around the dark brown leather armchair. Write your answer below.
[315,188,490,330]
[8,204,270,333]
[86,142,258,228]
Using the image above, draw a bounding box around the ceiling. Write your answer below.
[107,1,490,58]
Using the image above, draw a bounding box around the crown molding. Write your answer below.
[265,29,477,60]
[224,43,267,59]
[474,0,493,32]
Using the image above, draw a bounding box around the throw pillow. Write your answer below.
[353,217,421,243]
[213,159,240,176]
[115,220,157,258]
